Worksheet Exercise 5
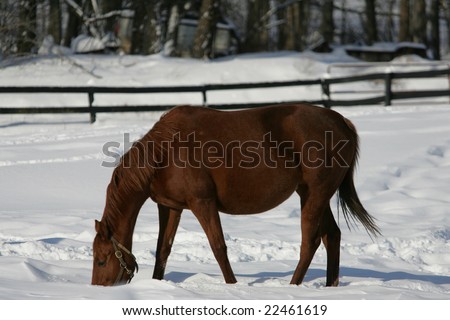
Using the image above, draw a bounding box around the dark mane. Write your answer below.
[103,112,179,231]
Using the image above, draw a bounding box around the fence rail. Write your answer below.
[1,67,449,123]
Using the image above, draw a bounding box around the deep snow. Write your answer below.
[0,51,449,300]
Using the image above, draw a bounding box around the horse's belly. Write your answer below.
[214,168,299,215]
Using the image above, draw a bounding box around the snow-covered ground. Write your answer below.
[0,51,449,300]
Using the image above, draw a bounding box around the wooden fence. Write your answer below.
[1,67,449,123]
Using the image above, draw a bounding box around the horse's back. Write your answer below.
[161,104,349,136]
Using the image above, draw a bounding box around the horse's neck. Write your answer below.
[105,187,148,250]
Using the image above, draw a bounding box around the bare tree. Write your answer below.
[17,0,37,54]
[162,0,185,56]
[64,0,83,47]
[48,0,62,44]
[278,0,310,51]
[1,1,16,57]
[144,1,164,54]
[430,0,440,59]
[100,0,122,32]
[399,0,411,42]
[411,0,427,45]
[130,0,163,55]
[364,0,378,45]
[277,3,300,50]
[299,0,310,49]
[385,0,395,42]
[321,0,334,44]
[279,1,299,50]
[131,0,146,53]
[243,0,270,52]
[192,0,221,58]
[446,0,450,54]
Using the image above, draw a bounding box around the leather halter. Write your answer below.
[111,236,139,285]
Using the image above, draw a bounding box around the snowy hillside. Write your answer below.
[0,51,449,302]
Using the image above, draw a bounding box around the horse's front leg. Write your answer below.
[190,198,237,284]
[152,204,182,280]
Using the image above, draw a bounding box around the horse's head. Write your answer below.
[91,219,138,286]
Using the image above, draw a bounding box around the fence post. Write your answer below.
[88,89,96,123]
[202,87,208,107]
[321,78,331,108]
[384,70,393,106]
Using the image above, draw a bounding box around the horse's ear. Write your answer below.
[95,220,110,239]
[95,220,101,232]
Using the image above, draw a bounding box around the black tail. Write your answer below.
[338,119,381,238]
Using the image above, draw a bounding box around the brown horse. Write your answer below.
[91,103,380,286]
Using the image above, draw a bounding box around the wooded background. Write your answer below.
[1,0,450,60]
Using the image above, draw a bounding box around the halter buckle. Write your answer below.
[111,236,138,285]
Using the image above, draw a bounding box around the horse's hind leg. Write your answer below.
[153,204,182,280]
[320,205,341,287]
[290,192,326,285]
[190,199,237,284]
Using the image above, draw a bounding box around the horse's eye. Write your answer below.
[97,260,106,267]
